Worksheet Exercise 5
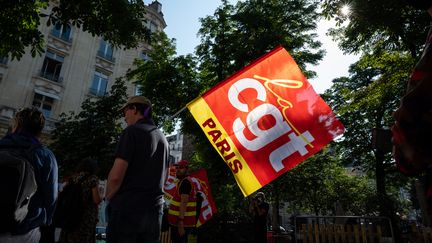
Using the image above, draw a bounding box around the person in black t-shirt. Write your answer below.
[105,96,169,243]
[249,192,269,243]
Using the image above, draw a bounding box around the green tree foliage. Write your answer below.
[279,149,377,216]
[322,51,413,170]
[196,0,324,86]
[1,0,151,60]
[0,0,47,60]
[51,78,127,178]
[127,32,200,133]
[321,0,430,58]
[318,1,430,237]
[321,51,414,228]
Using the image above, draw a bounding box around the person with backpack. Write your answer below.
[167,160,198,243]
[0,107,58,243]
[57,158,102,243]
[105,96,169,243]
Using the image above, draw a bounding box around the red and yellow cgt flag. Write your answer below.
[187,46,345,196]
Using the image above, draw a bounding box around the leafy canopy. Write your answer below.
[1,0,151,60]
[51,78,127,178]
[127,32,200,133]
[321,0,430,58]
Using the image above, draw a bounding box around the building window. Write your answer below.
[40,50,64,82]
[90,71,108,96]
[32,93,54,118]
[147,21,158,33]
[97,39,114,62]
[51,22,72,42]
[139,51,151,61]
[0,56,8,65]
[134,84,142,96]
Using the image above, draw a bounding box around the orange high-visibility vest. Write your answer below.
[167,177,197,227]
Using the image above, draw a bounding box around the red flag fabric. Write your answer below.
[164,167,217,227]
[187,46,345,196]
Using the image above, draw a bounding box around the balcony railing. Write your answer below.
[89,88,107,97]
[39,70,63,83]
[97,50,115,62]
[43,117,57,133]
[50,30,73,43]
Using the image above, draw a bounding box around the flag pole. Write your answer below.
[169,105,188,120]
[166,95,203,122]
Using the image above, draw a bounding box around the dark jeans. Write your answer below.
[253,223,267,243]
[170,226,193,243]
[39,224,55,243]
[106,204,163,243]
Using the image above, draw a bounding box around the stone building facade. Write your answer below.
[167,132,195,164]
[0,1,166,137]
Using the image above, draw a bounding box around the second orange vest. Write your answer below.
[167,177,197,227]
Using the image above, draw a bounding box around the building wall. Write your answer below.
[167,133,184,163]
[0,1,166,137]
[167,132,196,164]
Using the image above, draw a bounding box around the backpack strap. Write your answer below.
[0,136,42,152]
[0,143,42,167]
[0,144,31,150]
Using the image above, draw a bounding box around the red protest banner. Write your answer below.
[164,167,217,227]
[187,46,345,196]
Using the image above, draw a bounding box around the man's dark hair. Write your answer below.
[13,107,45,136]
[128,103,152,119]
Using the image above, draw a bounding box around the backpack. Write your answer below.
[0,144,39,233]
[52,175,88,230]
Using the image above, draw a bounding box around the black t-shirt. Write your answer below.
[254,201,269,227]
[110,119,169,210]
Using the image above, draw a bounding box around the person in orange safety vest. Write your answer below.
[167,160,197,243]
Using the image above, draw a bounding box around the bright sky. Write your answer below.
[156,0,359,94]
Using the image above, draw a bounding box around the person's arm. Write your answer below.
[105,158,128,201]
[37,149,58,224]
[92,185,102,205]
[428,6,432,16]
[178,193,189,236]
[177,178,192,236]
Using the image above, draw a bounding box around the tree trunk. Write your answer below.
[375,149,402,242]
[375,149,387,214]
